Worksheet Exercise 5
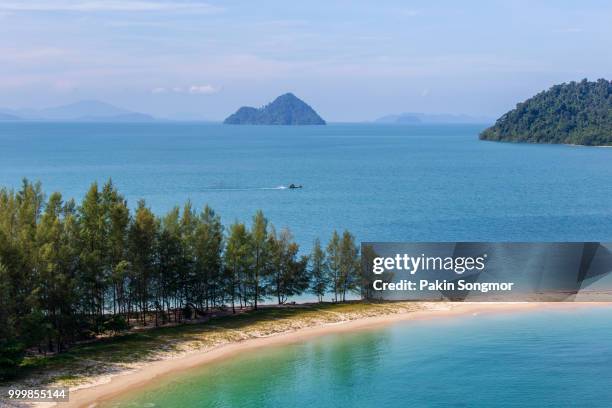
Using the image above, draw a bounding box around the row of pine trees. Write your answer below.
[0,180,362,377]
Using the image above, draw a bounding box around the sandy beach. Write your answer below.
[29,301,606,408]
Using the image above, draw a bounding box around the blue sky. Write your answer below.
[0,0,611,121]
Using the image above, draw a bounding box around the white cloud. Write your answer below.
[53,79,78,91]
[151,84,220,95]
[0,47,69,62]
[400,9,420,17]
[557,28,584,33]
[0,1,222,13]
[188,84,219,94]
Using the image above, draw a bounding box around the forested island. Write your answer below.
[0,180,366,380]
[480,79,612,146]
[224,93,326,125]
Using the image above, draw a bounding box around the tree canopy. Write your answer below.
[480,79,612,146]
[0,180,361,379]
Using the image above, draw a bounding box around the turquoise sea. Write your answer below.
[0,122,611,248]
[2,122,612,406]
[101,306,612,408]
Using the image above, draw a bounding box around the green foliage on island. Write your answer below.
[0,180,361,380]
[480,79,612,146]
[224,93,326,125]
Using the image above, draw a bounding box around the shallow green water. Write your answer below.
[101,306,612,408]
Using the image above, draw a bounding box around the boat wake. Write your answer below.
[201,185,288,192]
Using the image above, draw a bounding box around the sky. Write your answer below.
[0,0,611,122]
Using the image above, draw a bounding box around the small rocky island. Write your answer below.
[224,93,326,125]
[480,79,612,146]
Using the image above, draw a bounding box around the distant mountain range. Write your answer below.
[375,112,493,124]
[224,93,326,125]
[0,112,21,121]
[0,100,155,122]
[0,98,494,125]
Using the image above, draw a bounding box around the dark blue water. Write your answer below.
[1,122,611,248]
[102,306,612,408]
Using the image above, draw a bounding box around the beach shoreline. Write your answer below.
[39,302,610,408]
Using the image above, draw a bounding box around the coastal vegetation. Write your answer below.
[0,180,361,380]
[224,93,326,125]
[1,302,421,389]
[480,79,612,146]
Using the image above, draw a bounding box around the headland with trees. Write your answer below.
[0,179,363,380]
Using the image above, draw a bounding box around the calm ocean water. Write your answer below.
[3,123,611,405]
[101,306,612,408]
[0,122,611,249]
